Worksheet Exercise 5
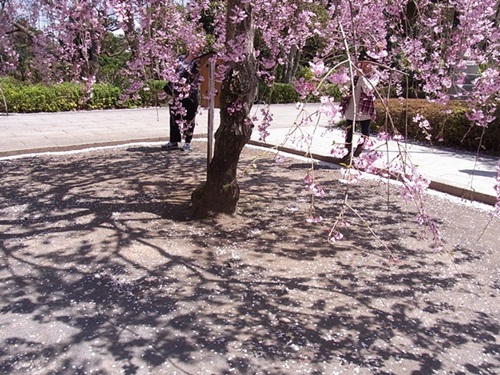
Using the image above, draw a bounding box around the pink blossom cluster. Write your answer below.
[376,132,404,142]
[257,108,273,142]
[400,166,430,202]
[354,150,383,174]
[413,113,432,140]
[303,170,325,224]
[303,170,325,198]
[467,68,499,128]
[318,96,343,125]
[395,163,442,249]
[327,231,344,244]
[293,78,318,99]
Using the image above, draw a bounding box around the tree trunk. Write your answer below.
[191,1,257,217]
[283,45,300,84]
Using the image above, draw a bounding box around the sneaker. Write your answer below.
[339,153,352,165]
[181,143,191,151]
[161,141,178,150]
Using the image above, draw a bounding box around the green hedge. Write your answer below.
[138,80,169,107]
[374,99,500,155]
[257,81,342,104]
[258,82,300,104]
[86,84,122,110]
[0,78,169,113]
[0,81,82,112]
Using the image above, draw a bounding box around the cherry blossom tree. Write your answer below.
[191,0,258,215]
[1,0,499,241]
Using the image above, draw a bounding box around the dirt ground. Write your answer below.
[0,143,499,375]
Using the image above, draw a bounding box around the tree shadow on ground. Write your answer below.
[0,144,499,374]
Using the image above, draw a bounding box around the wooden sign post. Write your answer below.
[199,54,222,170]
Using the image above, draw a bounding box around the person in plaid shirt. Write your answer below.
[340,59,379,164]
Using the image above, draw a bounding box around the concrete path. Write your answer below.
[0,104,498,205]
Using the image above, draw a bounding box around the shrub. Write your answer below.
[1,81,79,112]
[322,84,342,101]
[258,82,300,104]
[257,81,342,104]
[374,99,500,155]
[1,78,85,112]
[87,84,122,109]
[0,78,170,112]
[139,80,168,107]
[296,66,314,80]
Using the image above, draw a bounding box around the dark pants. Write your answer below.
[169,98,198,143]
[345,119,371,149]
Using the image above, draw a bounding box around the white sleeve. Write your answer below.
[359,74,379,95]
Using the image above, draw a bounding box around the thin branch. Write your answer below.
[0,82,8,115]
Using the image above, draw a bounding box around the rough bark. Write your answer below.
[282,45,301,84]
[191,1,257,217]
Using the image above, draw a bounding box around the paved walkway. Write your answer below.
[0,104,498,206]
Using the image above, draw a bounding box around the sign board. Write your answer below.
[199,54,222,108]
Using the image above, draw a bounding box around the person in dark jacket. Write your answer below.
[163,48,201,151]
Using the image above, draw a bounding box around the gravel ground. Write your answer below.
[0,143,499,375]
